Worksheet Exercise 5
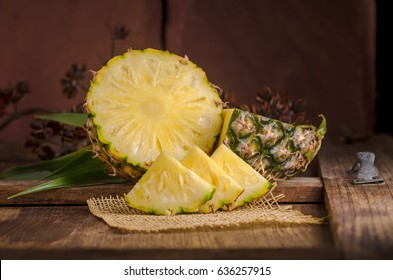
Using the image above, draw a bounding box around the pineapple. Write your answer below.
[218,108,326,178]
[211,144,272,209]
[125,152,215,215]
[85,48,223,179]
[181,145,244,213]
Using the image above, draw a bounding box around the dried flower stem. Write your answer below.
[0,108,51,131]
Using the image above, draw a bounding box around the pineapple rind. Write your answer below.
[125,188,215,215]
[181,145,243,213]
[125,152,215,216]
[86,116,145,178]
[219,108,326,178]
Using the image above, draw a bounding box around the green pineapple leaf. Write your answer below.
[7,170,125,199]
[0,146,92,180]
[37,113,87,127]
[2,145,127,199]
[42,148,106,180]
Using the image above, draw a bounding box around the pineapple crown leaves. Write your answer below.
[2,113,125,198]
[7,170,124,199]
[37,113,87,127]
[2,144,125,199]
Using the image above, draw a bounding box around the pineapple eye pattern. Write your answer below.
[220,109,326,179]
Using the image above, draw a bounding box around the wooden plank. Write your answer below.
[0,181,132,205]
[272,177,324,203]
[0,177,323,205]
[0,248,340,260]
[0,0,163,145]
[0,204,336,259]
[319,134,393,259]
[166,0,376,138]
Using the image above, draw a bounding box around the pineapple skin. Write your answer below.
[86,116,145,179]
[84,48,223,180]
[218,108,327,178]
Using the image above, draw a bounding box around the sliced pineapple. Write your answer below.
[86,48,223,179]
[218,108,326,178]
[211,144,272,209]
[181,146,243,213]
[125,152,215,216]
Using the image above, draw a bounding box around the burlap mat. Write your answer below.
[87,188,325,232]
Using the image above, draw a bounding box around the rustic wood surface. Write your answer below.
[0,146,332,259]
[0,177,323,205]
[319,134,393,259]
[2,134,393,259]
[0,204,335,259]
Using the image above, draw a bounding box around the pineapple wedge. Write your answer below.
[181,146,244,213]
[211,144,272,209]
[86,48,223,179]
[125,152,215,216]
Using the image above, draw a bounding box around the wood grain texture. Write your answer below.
[166,0,376,138]
[0,0,163,144]
[0,177,323,205]
[272,177,324,203]
[0,181,131,205]
[0,204,336,259]
[319,134,393,259]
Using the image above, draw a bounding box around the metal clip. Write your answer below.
[349,152,384,184]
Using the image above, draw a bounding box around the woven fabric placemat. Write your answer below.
[87,190,324,232]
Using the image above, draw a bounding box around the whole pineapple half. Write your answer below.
[85,48,223,179]
[218,108,326,178]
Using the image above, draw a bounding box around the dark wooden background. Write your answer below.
[0,0,376,145]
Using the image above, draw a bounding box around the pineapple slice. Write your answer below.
[181,146,243,213]
[125,152,215,216]
[86,48,223,179]
[218,108,326,178]
[211,144,272,209]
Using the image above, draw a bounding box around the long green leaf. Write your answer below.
[43,149,105,180]
[7,170,125,199]
[0,146,92,180]
[37,113,87,127]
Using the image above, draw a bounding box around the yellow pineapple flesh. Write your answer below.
[125,152,215,216]
[211,144,272,209]
[85,48,223,179]
[181,146,243,213]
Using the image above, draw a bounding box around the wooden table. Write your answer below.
[0,135,392,260]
